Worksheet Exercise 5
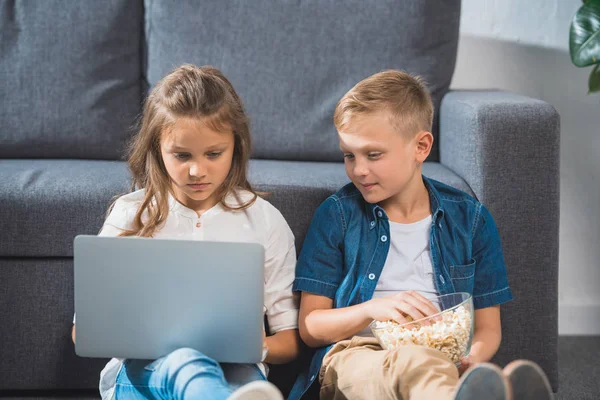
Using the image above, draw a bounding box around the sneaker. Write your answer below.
[228,380,284,400]
[503,360,553,400]
[454,363,511,400]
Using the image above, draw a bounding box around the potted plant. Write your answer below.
[570,0,600,93]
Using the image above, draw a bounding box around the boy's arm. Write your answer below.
[294,197,358,347]
[471,205,513,309]
[72,325,76,344]
[459,305,501,374]
[299,293,370,347]
[458,204,511,373]
[299,291,440,348]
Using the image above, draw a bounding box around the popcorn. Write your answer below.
[371,305,472,364]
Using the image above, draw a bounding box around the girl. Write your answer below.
[72,64,300,400]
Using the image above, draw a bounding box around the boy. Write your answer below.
[288,71,553,400]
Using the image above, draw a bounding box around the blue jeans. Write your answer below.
[114,348,266,399]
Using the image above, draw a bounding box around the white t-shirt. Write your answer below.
[77,188,299,399]
[356,215,439,337]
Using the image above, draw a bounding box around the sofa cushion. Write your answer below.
[0,159,471,257]
[144,0,460,162]
[0,160,132,257]
[0,0,143,159]
[0,258,110,390]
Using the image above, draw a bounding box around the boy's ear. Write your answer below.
[415,131,433,163]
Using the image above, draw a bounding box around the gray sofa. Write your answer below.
[0,0,559,398]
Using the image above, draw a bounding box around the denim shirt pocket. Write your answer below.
[449,259,476,294]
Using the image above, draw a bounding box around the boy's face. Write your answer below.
[160,117,235,213]
[338,111,432,204]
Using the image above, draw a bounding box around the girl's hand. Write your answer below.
[262,328,269,362]
[363,290,439,324]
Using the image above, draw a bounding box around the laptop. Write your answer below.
[73,235,265,363]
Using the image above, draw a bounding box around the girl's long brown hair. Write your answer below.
[115,64,258,237]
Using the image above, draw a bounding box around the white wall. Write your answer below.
[453,0,600,335]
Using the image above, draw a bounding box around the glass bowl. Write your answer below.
[369,292,474,365]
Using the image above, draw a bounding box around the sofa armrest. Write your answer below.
[439,90,560,390]
[440,90,560,204]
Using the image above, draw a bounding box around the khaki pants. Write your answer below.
[319,336,459,400]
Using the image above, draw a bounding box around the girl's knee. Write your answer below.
[163,347,217,368]
[152,348,227,394]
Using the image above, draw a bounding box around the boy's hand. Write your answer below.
[364,291,439,324]
[458,356,473,376]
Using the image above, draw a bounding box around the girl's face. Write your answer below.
[160,116,235,214]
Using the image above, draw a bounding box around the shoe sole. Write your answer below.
[455,363,512,400]
[503,360,553,400]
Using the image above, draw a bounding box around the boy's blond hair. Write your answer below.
[334,70,433,137]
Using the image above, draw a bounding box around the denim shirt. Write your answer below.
[288,176,513,400]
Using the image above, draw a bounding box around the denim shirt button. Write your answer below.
[368,273,376,280]
[381,235,388,242]
[439,275,446,285]
[377,211,383,217]
[370,221,375,227]
[310,374,316,381]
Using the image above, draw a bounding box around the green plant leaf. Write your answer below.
[589,63,600,93]
[570,0,600,67]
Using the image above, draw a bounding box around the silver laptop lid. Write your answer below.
[74,235,264,363]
